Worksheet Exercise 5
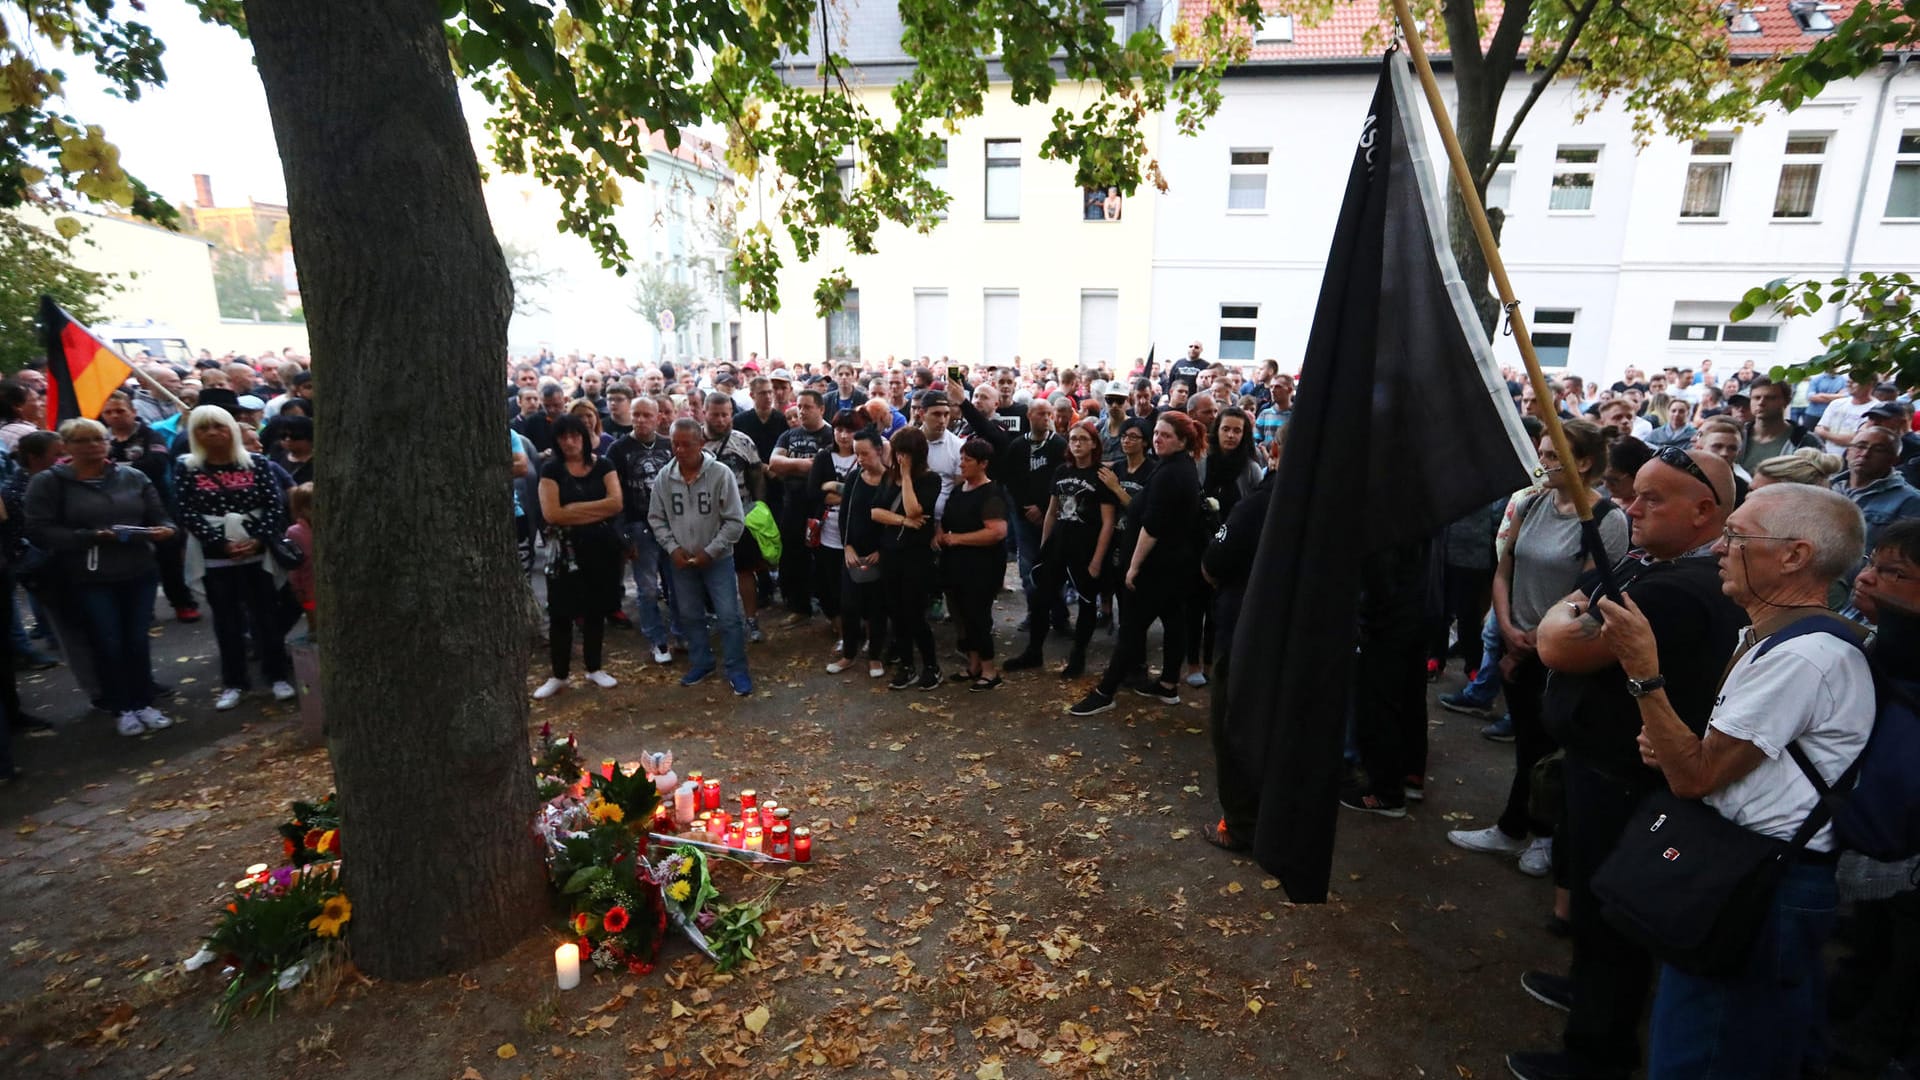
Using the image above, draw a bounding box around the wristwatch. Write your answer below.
[1625,674,1667,698]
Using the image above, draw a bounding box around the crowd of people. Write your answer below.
[0,351,316,777]
[1,332,1916,1078]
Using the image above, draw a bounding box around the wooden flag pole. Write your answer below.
[1387,0,1594,521]
[123,357,191,417]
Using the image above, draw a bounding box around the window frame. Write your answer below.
[1485,145,1519,213]
[926,139,949,220]
[1531,308,1577,368]
[1227,148,1271,214]
[1254,13,1294,42]
[1548,146,1601,214]
[1886,130,1920,221]
[1218,303,1260,362]
[1680,134,1736,220]
[1772,131,1829,220]
[984,139,1021,222]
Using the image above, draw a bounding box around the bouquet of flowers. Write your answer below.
[274,792,340,868]
[533,722,585,801]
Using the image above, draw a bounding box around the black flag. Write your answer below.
[1224,53,1537,902]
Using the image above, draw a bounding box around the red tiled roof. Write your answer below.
[1182,0,1863,64]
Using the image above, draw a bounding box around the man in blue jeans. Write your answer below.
[647,418,752,696]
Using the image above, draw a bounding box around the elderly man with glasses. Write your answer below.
[1831,425,1920,555]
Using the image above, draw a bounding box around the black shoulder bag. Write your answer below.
[1590,616,1865,977]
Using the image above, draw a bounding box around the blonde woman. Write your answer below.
[175,405,295,710]
[24,419,175,736]
[1751,447,1845,489]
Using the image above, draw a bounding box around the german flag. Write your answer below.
[39,296,133,428]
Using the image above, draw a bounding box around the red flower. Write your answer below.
[602,906,629,934]
[303,828,324,850]
[282,838,296,859]
[572,911,593,936]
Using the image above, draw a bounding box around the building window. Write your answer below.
[833,153,856,193]
[1723,3,1763,32]
[1104,3,1129,40]
[914,289,949,360]
[1886,131,1920,219]
[1486,146,1519,213]
[1549,147,1600,212]
[826,287,860,361]
[1723,323,1780,343]
[1532,308,1576,367]
[1228,149,1269,212]
[1773,133,1827,218]
[1219,304,1259,362]
[1079,290,1119,367]
[1788,0,1836,32]
[1083,187,1122,221]
[982,289,1020,367]
[985,139,1020,221]
[925,139,949,219]
[1680,135,1735,218]
[1668,318,1778,344]
[1668,323,1720,342]
[1254,13,1294,42]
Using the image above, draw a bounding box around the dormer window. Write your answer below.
[1254,14,1294,42]
[1789,0,1836,32]
[1719,1,1764,32]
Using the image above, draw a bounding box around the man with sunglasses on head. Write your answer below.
[1504,447,1748,1080]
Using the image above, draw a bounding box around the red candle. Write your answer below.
[760,800,781,830]
[768,822,791,859]
[791,827,812,863]
[738,788,758,812]
[687,770,704,788]
[650,803,675,833]
[726,822,745,848]
[701,777,722,812]
[708,809,730,837]
[600,758,616,780]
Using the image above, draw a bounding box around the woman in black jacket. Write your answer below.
[1184,407,1265,686]
[806,412,862,640]
[829,429,891,679]
[101,391,198,623]
[872,427,942,691]
[1069,411,1206,716]
[26,419,176,736]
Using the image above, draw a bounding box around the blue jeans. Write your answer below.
[1459,610,1505,706]
[1646,859,1838,1079]
[71,573,158,714]
[669,555,749,679]
[621,522,673,649]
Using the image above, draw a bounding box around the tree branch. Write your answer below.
[1480,0,1601,190]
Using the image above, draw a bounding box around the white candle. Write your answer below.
[673,782,697,827]
[555,943,581,990]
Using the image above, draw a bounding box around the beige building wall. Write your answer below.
[744,82,1158,373]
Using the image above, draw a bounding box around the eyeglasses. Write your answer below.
[1722,526,1801,546]
[1658,447,1721,506]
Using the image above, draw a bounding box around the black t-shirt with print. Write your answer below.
[1049,462,1114,544]
[607,433,672,522]
[773,423,831,502]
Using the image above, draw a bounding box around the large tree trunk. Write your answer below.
[1447,94,1503,340]
[244,0,550,979]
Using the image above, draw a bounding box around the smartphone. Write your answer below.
[947,365,964,386]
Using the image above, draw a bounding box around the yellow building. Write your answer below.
[743,79,1158,372]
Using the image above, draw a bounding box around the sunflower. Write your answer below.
[308,894,352,938]
[572,911,594,936]
[666,879,692,903]
[602,906,629,934]
[586,796,625,826]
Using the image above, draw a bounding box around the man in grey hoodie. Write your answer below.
[649,418,752,695]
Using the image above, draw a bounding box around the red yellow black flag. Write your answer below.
[38,295,132,428]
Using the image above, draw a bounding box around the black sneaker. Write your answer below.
[1520,970,1572,1013]
[1068,691,1115,716]
[1505,1050,1577,1080]
[1130,682,1180,706]
[916,666,941,691]
[887,666,916,691]
[1339,788,1408,819]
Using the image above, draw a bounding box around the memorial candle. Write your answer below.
[673,782,697,827]
[555,943,581,990]
[738,788,758,812]
[727,821,745,848]
[701,777,723,812]
[759,800,779,830]
[743,825,764,853]
[650,803,675,833]
[600,758,617,780]
[768,822,791,859]
[791,827,812,862]
[708,809,730,837]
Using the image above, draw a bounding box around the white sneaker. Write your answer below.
[116,711,145,737]
[532,677,568,700]
[138,707,172,731]
[651,646,673,665]
[585,670,617,688]
[868,664,887,679]
[271,680,297,702]
[826,659,853,674]
[1518,836,1554,878]
[215,688,244,711]
[1446,825,1530,857]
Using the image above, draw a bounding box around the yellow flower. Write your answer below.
[667,879,691,903]
[587,796,625,825]
[308,894,352,938]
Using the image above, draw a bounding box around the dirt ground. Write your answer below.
[0,600,1568,1079]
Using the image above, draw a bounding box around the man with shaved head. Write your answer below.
[1506,447,1749,1080]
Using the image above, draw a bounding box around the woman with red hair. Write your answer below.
[1068,411,1205,715]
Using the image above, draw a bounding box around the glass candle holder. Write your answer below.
[791,827,812,862]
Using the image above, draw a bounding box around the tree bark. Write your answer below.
[1441,0,1534,339]
[244,0,550,979]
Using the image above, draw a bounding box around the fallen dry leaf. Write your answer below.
[496,1042,517,1059]
[742,1004,770,1035]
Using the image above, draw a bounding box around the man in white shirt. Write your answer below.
[1592,482,1872,1078]
[916,392,965,519]
[1816,373,1878,455]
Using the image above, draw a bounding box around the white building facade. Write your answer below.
[1149,48,1920,388]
